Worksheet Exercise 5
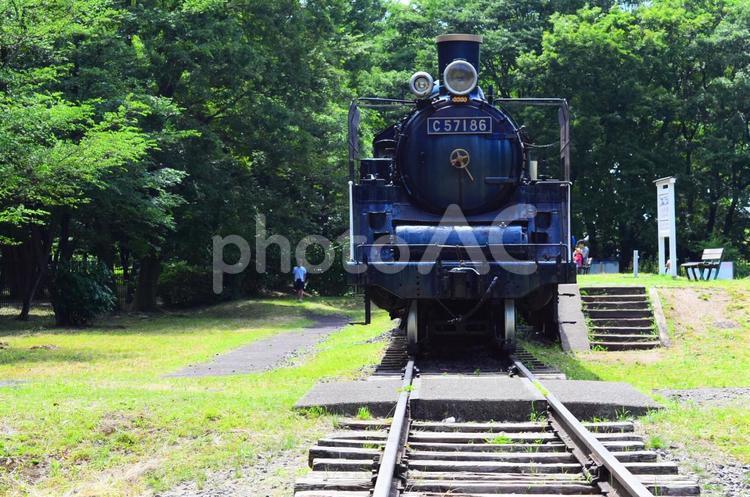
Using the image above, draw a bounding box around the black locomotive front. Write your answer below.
[348,34,575,352]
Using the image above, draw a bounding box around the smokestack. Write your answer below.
[436,34,483,76]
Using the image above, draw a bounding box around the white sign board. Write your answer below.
[654,177,677,276]
[657,190,672,236]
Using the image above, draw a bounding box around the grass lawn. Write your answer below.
[525,276,750,465]
[0,297,392,496]
[578,272,750,290]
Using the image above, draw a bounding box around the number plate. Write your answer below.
[427,116,492,135]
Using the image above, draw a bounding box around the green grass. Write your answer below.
[0,297,392,496]
[356,406,372,421]
[523,284,750,463]
[487,434,511,445]
[579,272,750,290]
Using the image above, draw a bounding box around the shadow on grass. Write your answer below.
[0,297,349,339]
[520,339,604,382]
[0,346,101,365]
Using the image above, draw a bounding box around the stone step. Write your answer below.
[590,333,658,342]
[590,340,661,351]
[583,301,650,310]
[591,326,655,335]
[581,295,649,302]
[590,318,654,327]
[585,309,652,319]
[582,286,646,296]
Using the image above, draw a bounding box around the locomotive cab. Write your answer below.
[348,34,576,353]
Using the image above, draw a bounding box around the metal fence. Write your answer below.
[0,260,134,311]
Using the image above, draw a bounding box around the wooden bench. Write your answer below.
[681,248,724,280]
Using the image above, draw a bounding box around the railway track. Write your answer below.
[295,357,700,497]
[373,330,565,379]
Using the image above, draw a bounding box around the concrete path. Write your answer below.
[169,313,348,377]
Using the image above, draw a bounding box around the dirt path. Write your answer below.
[168,313,348,377]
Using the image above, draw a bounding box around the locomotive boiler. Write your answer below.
[347,34,575,352]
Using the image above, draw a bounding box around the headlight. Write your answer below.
[409,71,434,98]
[443,60,477,95]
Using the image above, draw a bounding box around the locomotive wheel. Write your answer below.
[494,299,516,353]
[406,300,419,355]
[504,299,516,353]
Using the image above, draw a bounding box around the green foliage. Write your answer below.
[646,435,666,449]
[518,0,750,266]
[157,262,218,308]
[49,262,117,326]
[304,243,350,297]
[3,0,750,318]
[488,434,512,445]
[356,406,372,420]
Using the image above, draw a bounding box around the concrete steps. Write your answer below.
[581,286,660,351]
[589,340,662,351]
[590,333,659,342]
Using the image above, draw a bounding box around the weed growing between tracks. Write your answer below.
[524,280,750,465]
[0,297,392,496]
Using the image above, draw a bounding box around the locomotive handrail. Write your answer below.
[354,96,415,108]
[491,97,570,182]
[492,97,572,258]
[348,97,416,181]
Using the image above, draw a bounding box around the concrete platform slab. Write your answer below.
[557,284,590,352]
[545,379,661,419]
[294,378,402,417]
[411,376,546,422]
[294,376,660,421]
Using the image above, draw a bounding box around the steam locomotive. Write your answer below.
[347,34,575,352]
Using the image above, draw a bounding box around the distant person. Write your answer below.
[581,241,590,262]
[573,245,584,273]
[292,263,307,301]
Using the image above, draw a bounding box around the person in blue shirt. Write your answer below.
[292,263,307,301]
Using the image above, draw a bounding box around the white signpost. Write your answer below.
[654,177,677,277]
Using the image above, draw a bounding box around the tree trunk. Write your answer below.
[133,254,160,311]
[19,225,53,321]
[705,197,718,236]
[54,211,72,264]
[1,245,29,299]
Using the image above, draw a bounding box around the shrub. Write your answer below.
[303,242,349,296]
[50,262,117,326]
[158,262,218,308]
[734,259,750,279]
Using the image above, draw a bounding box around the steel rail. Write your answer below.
[512,358,654,497]
[372,358,415,497]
